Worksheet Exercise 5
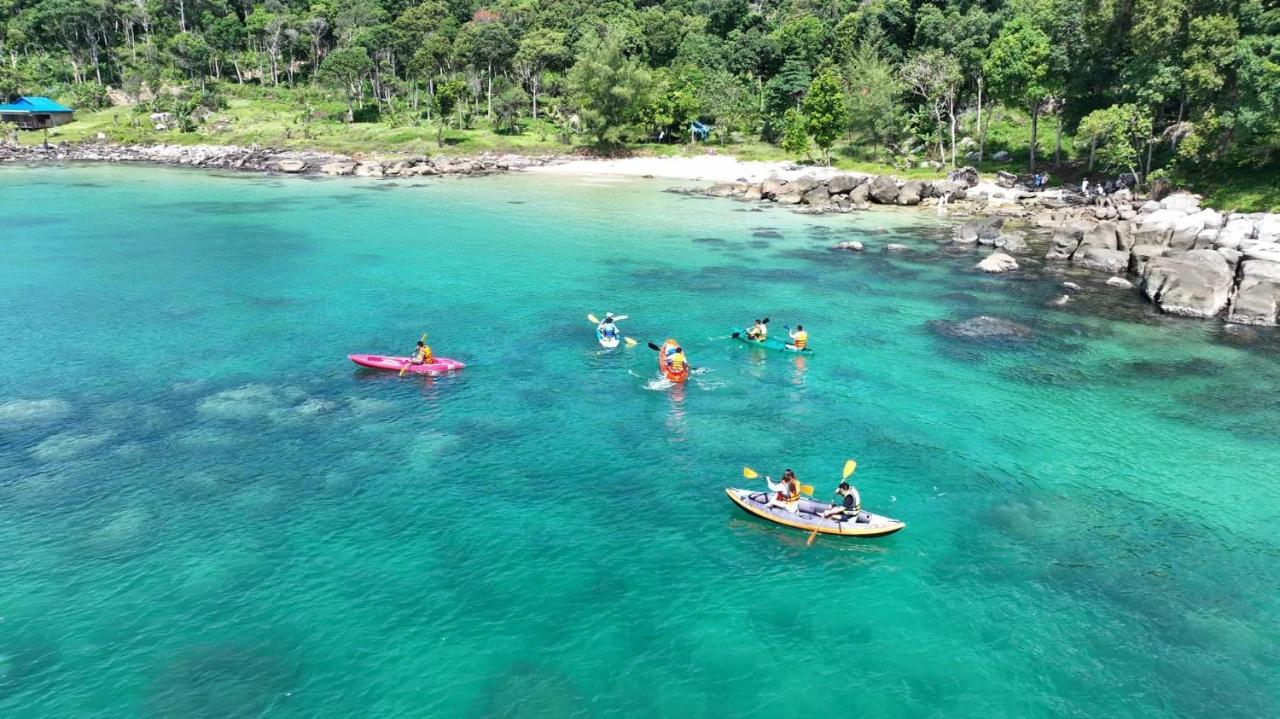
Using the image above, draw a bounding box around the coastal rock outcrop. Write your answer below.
[976,253,1019,273]
[1141,250,1233,318]
[1227,260,1280,326]
[869,175,900,204]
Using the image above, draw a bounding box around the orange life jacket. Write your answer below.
[791,331,808,350]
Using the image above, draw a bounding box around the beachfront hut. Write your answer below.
[0,96,75,130]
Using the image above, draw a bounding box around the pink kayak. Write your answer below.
[348,354,465,375]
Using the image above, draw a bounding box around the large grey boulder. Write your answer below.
[994,233,1029,253]
[1227,260,1280,326]
[932,180,966,199]
[1079,221,1119,251]
[1240,241,1280,263]
[1129,244,1165,274]
[775,189,803,205]
[975,253,1019,273]
[706,183,738,197]
[789,175,822,193]
[1076,247,1130,274]
[802,186,832,209]
[1046,227,1084,261]
[761,177,788,199]
[897,180,925,205]
[1160,192,1201,212]
[320,161,357,176]
[848,182,871,206]
[1168,215,1206,250]
[1257,214,1280,241]
[868,175,899,204]
[992,150,1010,162]
[827,174,862,194]
[1189,208,1224,230]
[354,161,384,177]
[741,184,763,201]
[1141,249,1234,318]
[275,160,307,173]
[995,170,1017,188]
[1133,224,1173,247]
[954,217,1004,244]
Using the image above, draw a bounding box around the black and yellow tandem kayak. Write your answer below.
[725,488,905,538]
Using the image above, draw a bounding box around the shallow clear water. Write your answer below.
[1,165,1277,718]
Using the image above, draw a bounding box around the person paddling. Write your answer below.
[597,312,621,341]
[410,339,433,365]
[821,481,862,522]
[787,324,808,351]
[668,346,688,373]
[745,318,768,341]
[766,469,802,513]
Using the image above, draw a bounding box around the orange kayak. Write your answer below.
[658,338,690,383]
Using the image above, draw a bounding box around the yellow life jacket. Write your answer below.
[415,345,433,363]
[669,352,687,371]
[792,331,808,350]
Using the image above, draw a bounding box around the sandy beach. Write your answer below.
[522,154,858,183]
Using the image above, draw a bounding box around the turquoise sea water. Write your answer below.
[1,165,1278,718]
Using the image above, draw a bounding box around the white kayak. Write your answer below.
[725,488,905,537]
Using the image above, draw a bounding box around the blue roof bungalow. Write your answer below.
[0,96,75,130]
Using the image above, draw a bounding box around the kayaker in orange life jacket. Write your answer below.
[410,340,433,364]
[766,469,802,512]
[787,324,808,351]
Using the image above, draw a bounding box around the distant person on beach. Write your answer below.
[1081,178,1089,195]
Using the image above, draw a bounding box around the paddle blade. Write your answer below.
[624,337,637,347]
[587,313,600,324]
[731,332,740,339]
[800,484,814,496]
[842,460,857,480]
[647,342,661,352]
[762,317,770,324]
[614,315,629,321]
[742,467,759,479]
[806,529,818,546]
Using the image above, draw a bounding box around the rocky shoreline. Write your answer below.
[6,140,1277,327]
[0,140,562,177]
[687,171,1280,327]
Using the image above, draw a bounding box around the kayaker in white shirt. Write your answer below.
[765,469,801,512]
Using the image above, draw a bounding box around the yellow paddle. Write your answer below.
[741,467,813,496]
[808,459,858,546]
[400,332,427,376]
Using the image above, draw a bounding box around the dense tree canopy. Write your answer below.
[1,0,1277,179]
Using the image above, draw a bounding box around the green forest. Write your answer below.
[2,0,1278,200]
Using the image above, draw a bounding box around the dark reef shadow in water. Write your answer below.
[145,641,301,719]
[469,663,588,719]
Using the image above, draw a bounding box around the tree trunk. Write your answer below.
[346,94,354,123]
[1053,110,1062,167]
[976,78,985,163]
[531,75,539,119]
[1029,102,1039,171]
[948,94,957,168]
[1172,94,1185,152]
[486,61,493,120]
[1088,137,1096,171]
